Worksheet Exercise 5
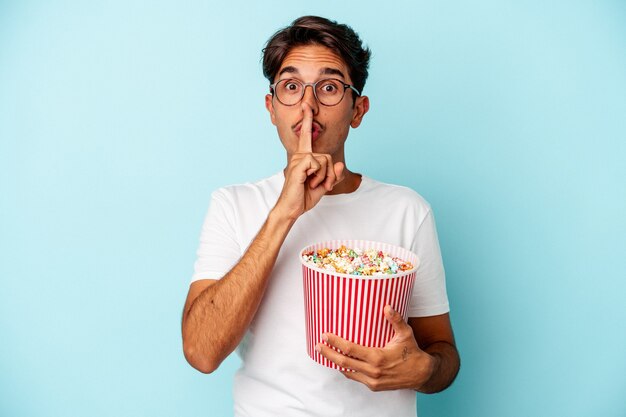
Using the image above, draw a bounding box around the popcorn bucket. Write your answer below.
[300,239,419,369]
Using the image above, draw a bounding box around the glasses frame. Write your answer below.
[269,78,361,107]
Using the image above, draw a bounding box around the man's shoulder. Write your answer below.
[362,176,432,210]
[211,171,283,202]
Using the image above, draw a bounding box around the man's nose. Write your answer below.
[301,85,319,113]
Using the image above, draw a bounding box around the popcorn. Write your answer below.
[302,245,414,276]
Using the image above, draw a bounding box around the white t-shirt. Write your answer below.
[192,171,449,417]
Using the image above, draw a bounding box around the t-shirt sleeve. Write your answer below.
[191,189,242,283]
[407,208,450,317]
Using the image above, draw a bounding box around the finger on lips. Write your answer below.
[297,103,313,153]
[295,103,344,192]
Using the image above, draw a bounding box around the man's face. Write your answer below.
[265,44,369,161]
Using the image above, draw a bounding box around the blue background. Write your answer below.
[1,1,625,416]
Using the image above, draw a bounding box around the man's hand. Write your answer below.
[316,306,437,392]
[274,103,345,221]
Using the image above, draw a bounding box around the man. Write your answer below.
[182,16,459,417]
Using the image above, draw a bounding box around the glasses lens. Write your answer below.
[275,79,303,105]
[315,79,344,106]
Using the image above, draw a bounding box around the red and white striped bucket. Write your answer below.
[300,240,419,370]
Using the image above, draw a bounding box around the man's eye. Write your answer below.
[320,82,339,93]
[285,82,299,91]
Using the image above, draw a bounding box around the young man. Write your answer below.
[182,16,460,416]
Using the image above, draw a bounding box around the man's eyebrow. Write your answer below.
[277,66,346,79]
[278,66,299,77]
[321,68,345,79]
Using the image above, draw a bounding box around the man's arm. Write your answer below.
[182,103,344,373]
[408,313,460,393]
[182,209,295,373]
[318,308,460,393]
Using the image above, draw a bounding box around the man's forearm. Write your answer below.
[417,342,460,394]
[182,209,294,373]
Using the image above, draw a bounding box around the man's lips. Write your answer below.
[294,121,323,141]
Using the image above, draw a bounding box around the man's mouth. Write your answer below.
[294,121,323,141]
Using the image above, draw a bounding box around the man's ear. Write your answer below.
[265,94,277,126]
[351,95,370,128]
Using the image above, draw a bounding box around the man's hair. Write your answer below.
[262,16,371,96]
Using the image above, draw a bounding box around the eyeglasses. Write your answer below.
[269,78,361,107]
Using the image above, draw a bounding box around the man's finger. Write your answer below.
[384,305,412,339]
[298,154,321,181]
[333,162,345,186]
[340,369,381,391]
[322,154,336,191]
[297,103,313,153]
[316,342,379,376]
[323,333,372,361]
[308,155,329,189]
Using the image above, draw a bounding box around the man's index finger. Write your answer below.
[298,103,313,153]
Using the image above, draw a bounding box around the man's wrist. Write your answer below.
[415,341,460,394]
[416,352,441,392]
[268,206,298,230]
